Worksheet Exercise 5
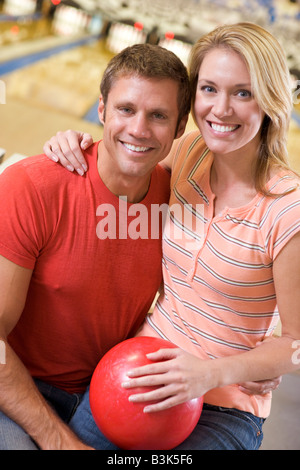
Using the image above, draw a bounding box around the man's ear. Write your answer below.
[175,114,189,139]
[98,95,105,124]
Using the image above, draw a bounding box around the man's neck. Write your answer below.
[102,172,151,203]
[97,146,152,203]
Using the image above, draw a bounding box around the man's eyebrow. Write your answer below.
[114,100,134,107]
[115,101,170,115]
[150,107,170,115]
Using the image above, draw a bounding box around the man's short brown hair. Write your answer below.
[100,44,191,126]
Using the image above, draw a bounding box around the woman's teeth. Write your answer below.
[210,123,239,133]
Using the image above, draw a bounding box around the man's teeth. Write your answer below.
[211,123,239,132]
[123,143,150,152]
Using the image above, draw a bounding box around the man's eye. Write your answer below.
[153,113,165,120]
[120,107,132,114]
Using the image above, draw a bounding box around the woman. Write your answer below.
[44,23,300,450]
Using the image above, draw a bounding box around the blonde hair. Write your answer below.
[189,22,295,194]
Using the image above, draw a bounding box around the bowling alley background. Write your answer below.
[0,0,300,450]
[0,0,299,168]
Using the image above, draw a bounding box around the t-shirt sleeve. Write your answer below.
[264,188,300,260]
[0,163,46,269]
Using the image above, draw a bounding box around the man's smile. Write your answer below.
[122,141,152,153]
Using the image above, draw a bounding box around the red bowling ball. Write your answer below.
[89,336,203,450]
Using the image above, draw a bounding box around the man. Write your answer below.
[0,44,190,450]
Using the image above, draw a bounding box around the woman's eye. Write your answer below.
[201,85,216,93]
[237,90,252,98]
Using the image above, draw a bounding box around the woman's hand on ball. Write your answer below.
[122,348,212,412]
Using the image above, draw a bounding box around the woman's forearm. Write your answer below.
[213,335,299,389]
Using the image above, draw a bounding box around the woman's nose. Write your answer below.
[212,94,233,118]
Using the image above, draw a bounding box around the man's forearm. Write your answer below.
[0,340,91,450]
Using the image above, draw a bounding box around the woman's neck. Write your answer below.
[210,151,256,190]
[210,149,258,215]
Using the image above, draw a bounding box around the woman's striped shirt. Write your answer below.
[139,131,300,418]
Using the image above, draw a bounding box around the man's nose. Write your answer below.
[128,113,151,138]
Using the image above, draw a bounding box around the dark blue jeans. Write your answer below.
[0,380,265,450]
[69,387,265,450]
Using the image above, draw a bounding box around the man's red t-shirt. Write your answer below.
[0,142,170,393]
